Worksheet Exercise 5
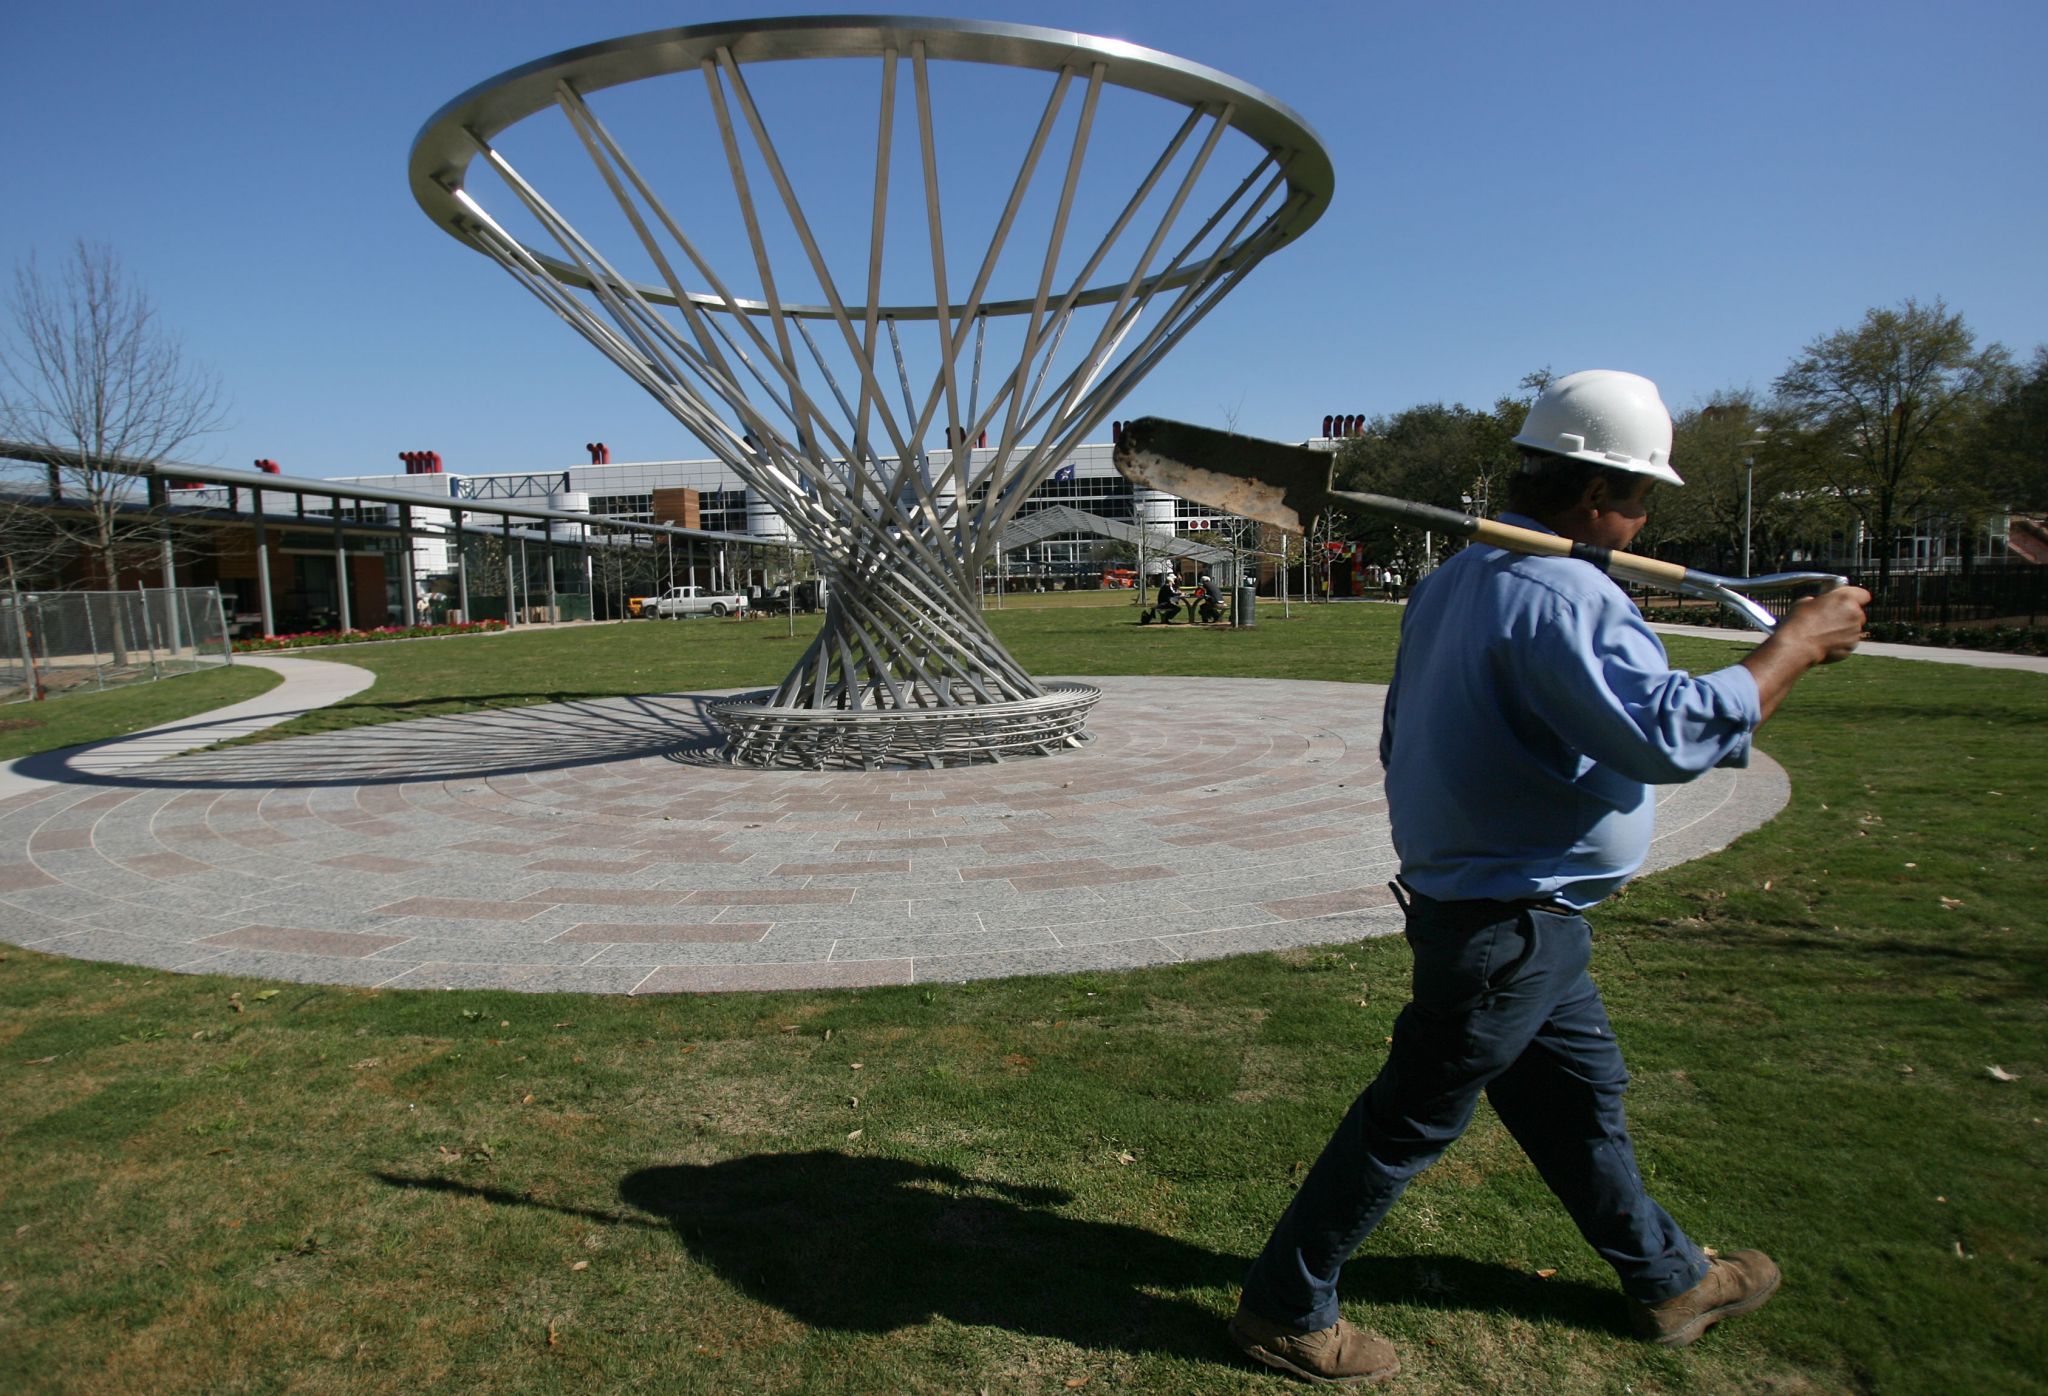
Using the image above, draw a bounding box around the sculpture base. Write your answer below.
[708,682,1100,771]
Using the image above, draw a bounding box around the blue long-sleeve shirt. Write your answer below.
[1380,515,1762,909]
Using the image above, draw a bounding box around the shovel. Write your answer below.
[1112,416,1843,634]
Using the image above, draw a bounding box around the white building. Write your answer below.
[335,436,1244,581]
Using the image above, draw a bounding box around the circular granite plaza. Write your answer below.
[0,674,1785,994]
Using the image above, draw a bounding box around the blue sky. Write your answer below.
[4,0,2041,478]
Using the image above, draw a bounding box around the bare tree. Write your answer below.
[0,494,65,585]
[0,242,226,654]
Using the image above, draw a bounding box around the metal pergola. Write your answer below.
[0,440,799,638]
[998,503,1230,562]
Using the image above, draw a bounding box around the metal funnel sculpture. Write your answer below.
[411,16,1331,768]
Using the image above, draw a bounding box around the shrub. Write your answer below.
[232,620,508,653]
[1860,620,2048,655]
[1635,605,2045,655]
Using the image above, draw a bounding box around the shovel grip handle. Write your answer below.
[1468,519,1690,589]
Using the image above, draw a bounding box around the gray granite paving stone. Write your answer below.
[679,887,858,907]
[200,925,410,957]
[6,883,169,923]
[369,916,592,944]
[801,867,984,889]
[714,914,979,941]
[1051,908,1283,946]
[5,906,104,945]
[634,960,914,993]
[587,936,849,967]
[519,885,692,907]
[379,962,655,993]
[911,941,1190,983]
[1173,867,1405,910]
[0,863,57,894]
[223,901,413,932]
[361,937,605,967]
[26,929,230,973]
[828,926,1064,961]
[370,895,550,920]
[0,673,1792,994]
[555,921,773,944]
[1163,913,1405,961]
[122,946,418,986]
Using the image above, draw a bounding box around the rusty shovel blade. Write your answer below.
[1112,417,1335,534]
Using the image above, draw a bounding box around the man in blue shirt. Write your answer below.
[1230,371,1871,1386]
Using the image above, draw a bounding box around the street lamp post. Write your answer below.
[1740,433,1769,577]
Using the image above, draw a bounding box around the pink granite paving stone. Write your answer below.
[0,675,1790,993]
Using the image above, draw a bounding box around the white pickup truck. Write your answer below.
[644,584,748,619]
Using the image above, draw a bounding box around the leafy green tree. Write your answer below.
[1331,395,1529,575]
[1640,391,1842,574]
[1773,298,2009,590]
[1639,394,1751,568]
[1973,345,2048,512]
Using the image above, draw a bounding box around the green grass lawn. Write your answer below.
[1,606,2042,1394]
[0,664,282,763]
[225,599,1396,745]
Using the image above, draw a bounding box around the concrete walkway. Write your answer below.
[0,668,1786,994]
[0,655,375,801]
[4,628,2036,994]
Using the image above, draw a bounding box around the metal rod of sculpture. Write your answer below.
[411,17,1331,769]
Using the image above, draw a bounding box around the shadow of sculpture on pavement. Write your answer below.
[18,693,729,790]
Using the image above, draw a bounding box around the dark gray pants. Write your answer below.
[1240,889,1708,1330]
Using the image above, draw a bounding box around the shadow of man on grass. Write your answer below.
[617,1151,1240,1357]
[378,1152,1627,1359]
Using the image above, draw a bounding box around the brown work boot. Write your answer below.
[1228,1302,1399,1386]
[1630,1251,1782,1346]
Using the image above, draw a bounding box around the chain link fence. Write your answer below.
[2,587,232,703]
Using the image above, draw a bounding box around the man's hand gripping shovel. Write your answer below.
[1112,417,1844,633]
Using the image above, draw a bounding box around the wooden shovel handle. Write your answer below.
[1331,489,1689,589]
[1468,517,1690,589]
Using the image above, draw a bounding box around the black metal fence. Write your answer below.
[1850,562,2048,628]
[1636,560,2047,635]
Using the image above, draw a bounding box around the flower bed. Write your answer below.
[1639,604,1766,632]
[233,620,508,652]
[1860,620,2048,655]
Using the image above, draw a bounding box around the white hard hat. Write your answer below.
[1513,369,1682,486]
